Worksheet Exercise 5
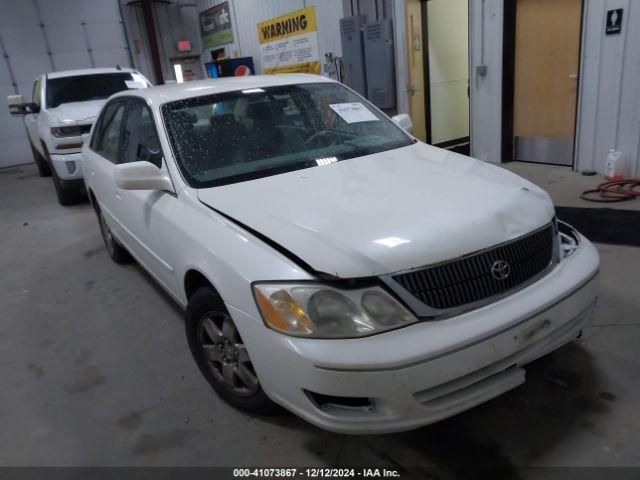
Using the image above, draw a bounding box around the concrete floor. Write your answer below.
[501,162,640,211]
[1,162,640,475]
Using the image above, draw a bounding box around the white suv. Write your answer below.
[82,75,599,434]
[7,67,150,205]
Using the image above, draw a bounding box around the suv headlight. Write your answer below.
[253,283,417,338]
[51,125,82,138]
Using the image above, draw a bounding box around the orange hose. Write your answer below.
[581,179,640,203]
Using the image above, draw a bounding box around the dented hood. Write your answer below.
[197,143,555,278]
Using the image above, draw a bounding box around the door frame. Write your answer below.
[501,0,586,167]
[419,0,433,144]
[419,0,471,151]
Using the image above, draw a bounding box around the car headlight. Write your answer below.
[51,125,82,138]
[253,283,417,338]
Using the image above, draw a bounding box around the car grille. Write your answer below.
[392,224,555,311]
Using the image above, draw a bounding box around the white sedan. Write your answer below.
[81,74,599,434]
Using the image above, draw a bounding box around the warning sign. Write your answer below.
[257,6,321,75]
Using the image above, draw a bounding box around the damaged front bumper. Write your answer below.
[232,230,599,434]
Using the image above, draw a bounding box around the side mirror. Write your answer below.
[114,161,174,192]
[392,113,413,134]
[7,94,27,115]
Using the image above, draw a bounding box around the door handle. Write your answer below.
[569,73,579,80]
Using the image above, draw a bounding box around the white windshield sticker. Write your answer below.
[125,80,147,89]
[329,102,379,123]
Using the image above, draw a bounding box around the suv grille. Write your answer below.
[392,225,555,311]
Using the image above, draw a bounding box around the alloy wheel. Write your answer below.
[198,312,259,396]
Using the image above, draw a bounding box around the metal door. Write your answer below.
[513,0,583,166]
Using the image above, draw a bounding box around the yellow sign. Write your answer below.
[263,61,320,75]
[257,6,318,43]
[257,6,321,75]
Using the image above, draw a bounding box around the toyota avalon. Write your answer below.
[81,74,599,433]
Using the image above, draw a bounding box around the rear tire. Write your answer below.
[186,287,274,413]
[96,207,130,264]
[30,143,51,177]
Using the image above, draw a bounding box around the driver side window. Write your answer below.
[121,102,162,168]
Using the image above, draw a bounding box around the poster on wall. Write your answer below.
[257,6,321,75]
[200,2,233,50]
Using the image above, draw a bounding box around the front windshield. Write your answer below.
[161,82,414,188]
[46,73,144,108]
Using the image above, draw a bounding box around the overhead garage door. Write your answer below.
[0,0,132,168]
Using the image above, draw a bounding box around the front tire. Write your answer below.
[186,287,274,413]
[30,143,51,177]
[96,207,130,264]
[51,166,84,206]
[40,144,83,206]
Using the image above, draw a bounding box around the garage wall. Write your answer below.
[195,0,413,112]
[119,0,203,84]
[0,0,132,169]
[195,0,344,75]
[466,0,640,172]
[343,0,406,114]
[575,0,640,175]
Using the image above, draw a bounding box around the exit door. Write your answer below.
[512,0,583,166]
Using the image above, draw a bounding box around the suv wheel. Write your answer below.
[30,143,51,177]
[50,166,83,206]
[42,146,83,206]
[186,287,274,413]
[97,207,130,263]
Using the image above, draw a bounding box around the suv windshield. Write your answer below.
[46,73,141,108]
[162,82,414,188]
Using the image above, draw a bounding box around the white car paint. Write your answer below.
[47,99,107,124]
[197,143,555,278]
[82,74,599,433]
[24,68,150,183]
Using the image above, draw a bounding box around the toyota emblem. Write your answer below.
[491,260,511,281]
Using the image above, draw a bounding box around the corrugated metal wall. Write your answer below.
[575,0,640,175]
[0,0,131,168]
[466,0,640,172]
[196,0,344,74]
